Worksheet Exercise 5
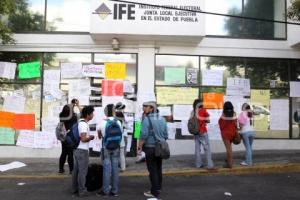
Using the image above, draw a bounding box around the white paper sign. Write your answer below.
[158,106,172,116]
[68,79,91,105]
[226,78,250,96]
[88,107,105,125]
[207,109,223,140]
[61,62,83,79]
[43,70,60,93]
[0,62,17,79]
[173,105,193,121]
[33,131,56,149]
[3,96,25,113]
[181,120,190,136]
[16,130,34,148]
[167,123,176,139]
[270,99,289,130]
[123,79,134,93]
[82,64,104,78]
[202,70,224,86]
[124,99,135,113]
[290,81,300,97]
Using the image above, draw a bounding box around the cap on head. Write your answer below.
[143,101,157,110]
[115,102,126,110]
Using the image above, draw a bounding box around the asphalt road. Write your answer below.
[0,173,299,200]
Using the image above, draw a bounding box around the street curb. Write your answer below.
[1,163,300,179]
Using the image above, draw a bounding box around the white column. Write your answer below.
[137,45,156,93]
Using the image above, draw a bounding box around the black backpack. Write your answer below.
[188,112,200,135]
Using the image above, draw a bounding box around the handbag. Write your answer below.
[233,131,241,145]
[148,117,170,159]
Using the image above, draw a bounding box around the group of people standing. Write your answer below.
[192,99,255,170]
[57,99,168,199]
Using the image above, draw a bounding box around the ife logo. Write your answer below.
[94,2,136,20]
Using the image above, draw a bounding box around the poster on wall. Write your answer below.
[101,80,124,96]
[164,67,185,84]
[0,128,15,145]
[251,89,270,132]
[0,62,17,79]
[206,109,222,140]
[18,61,41,79]
[3,96,25,113]
[203,93,224,109]
[61,62,83,79]
[202,70,224,86]
[82,64,104,78]
[290,81,300,97]
[105,63,126,79]
[156,87,198,105]
[226,78,250,96]
[186,68,198,84]
[270,99,289,130]
[68,79,91,105]
[43,70,60,94]
[173,105,193,120]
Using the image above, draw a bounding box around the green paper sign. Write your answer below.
[134,121,142,139]
[0,128,15,145]
[18,61,41,79]
[164,67,185,84]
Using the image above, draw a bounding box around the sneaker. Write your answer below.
[96,191,109,197]
[196,165,204,168]
[58,169,65,174]
[109,192,119,197]
[78,191,91,197]
[240,161,248,166]
[144,191,155,198]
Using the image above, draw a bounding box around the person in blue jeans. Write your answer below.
[96,104,123,197]
[238,103,255,166]
[138,101,168,199]
[192,99,214,169]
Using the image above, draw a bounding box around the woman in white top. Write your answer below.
[238,103,255,166]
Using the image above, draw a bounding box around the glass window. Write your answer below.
[46,0,90,31]
[156,55,199,85]
[205,0,242,36]
[94,53,137,84]
[0,52,42,83]
[5,0,45,32]
[205,0,286,39]
[201,56,245,86]
[291,60,300,81]
[292,97,300,139]
[246,58,283,88]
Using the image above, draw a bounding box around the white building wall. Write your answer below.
[1,0,300,157]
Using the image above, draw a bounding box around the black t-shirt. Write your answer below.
[60,114,78,131]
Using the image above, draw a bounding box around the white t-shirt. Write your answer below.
[77,120,90,150]
[97,117,125,148]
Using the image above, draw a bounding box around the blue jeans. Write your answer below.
[195,133,214,169]
[102,148,120,194]
[241,131,255,165]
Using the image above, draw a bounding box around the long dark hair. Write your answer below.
[59,104,73,120]
[223,101,234,118]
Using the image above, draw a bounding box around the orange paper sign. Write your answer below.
[203,93,224,109]
[0,111,15,128]
[13,114,35,130]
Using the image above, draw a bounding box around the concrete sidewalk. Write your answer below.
[1,150,300,178]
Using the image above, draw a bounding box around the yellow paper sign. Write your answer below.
[105,63,126,79]
[156,87,198,105]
